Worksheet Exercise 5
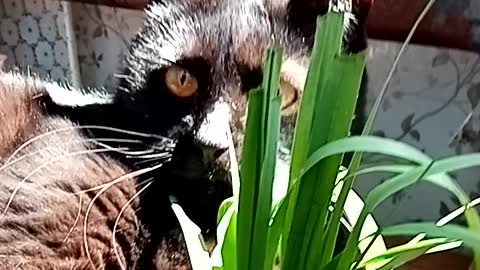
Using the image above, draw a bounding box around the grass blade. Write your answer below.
[213,206,238,270]
[237,87,263,270]
[291,133,480,269]
[237,47,283,270]
[283,11,360,270]
[382,223,480,251]
[358,238,461,269]
[251,97,282,270]
[309,50,367,270]
[301,136,431,175]
[332,1,438,267]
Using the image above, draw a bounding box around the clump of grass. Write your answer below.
[172,3,480,270]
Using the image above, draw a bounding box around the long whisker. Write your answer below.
[126,152,172,159]
[133,155,172,166]
[2,147,129,216]
[0,138,145,175]
[63,194,83,243]
[113,73,133,80]
[74,162,161,195]
[3,125,175,166]
[76,154,170,195]
[113,179,153,270]
[83,163,165,269]
[94,141,156,156]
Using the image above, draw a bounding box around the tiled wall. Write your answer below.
[359,41,480,225]
[0,0,70,81]
[71,2,142,89]
[1,0,480,226]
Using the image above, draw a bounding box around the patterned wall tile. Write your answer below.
[0,0,70,82]
[71,2,142,89]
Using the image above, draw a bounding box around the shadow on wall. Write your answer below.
[0,54,6,69]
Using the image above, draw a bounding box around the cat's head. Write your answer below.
[116,0,368,171]
[114,0,367,229]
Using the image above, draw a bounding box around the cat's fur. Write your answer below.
[0,0,369,269]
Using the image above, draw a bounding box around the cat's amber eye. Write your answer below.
[279,80,299,115]
[165,66,198,98]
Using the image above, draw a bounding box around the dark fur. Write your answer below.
[0,0,369,269]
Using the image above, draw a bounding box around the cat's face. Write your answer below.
[115,0,367,182]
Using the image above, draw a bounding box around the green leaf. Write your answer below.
[343,154,480,269]
[375,246,433,270]
[212,205,237,270]
[314,51,368,268]
[283,11,366,270]
[237,88,263,270]
[358,238,461,269]
[265,193,290,270]
[237,47,283,270]
[251,97,282,269]
[294,136,480,267]
[301,136,431,177]
[217,198,235,224]
[382,222,480,251]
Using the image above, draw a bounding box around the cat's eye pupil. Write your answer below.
[179,72,187,86]
[165,66,198,98]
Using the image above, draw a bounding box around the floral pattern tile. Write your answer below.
[71,2,142,89]
[0,0,70,82]
[356,40,480,226]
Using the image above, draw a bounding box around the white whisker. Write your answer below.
[3,125,175,168]
[0,138,145,175]
[113,179,153,270]
[127,152,172,159]
[1,147,129,216]
[63,195,83,243]
[83,163,165,270]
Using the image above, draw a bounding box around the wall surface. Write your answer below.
[0,0,70,81]
[1,0,480,226]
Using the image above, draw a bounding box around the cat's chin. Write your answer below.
[162,161,232,240]
[164,157,228,181]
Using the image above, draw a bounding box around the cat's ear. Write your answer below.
[268,0,370,52]
[44,82,114,107]
[286,0,329,34]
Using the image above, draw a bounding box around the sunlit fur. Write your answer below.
[0,0,368,269]
[0,72,187,269]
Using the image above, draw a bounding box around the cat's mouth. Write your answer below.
[161,141,233,237]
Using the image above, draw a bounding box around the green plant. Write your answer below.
[171,3,480,270]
